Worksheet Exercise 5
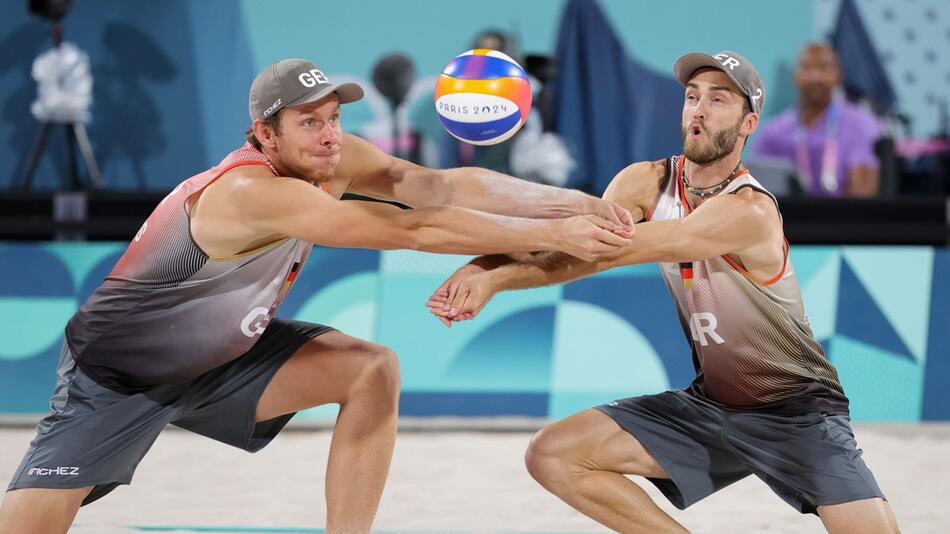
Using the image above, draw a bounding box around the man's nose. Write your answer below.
[320,125,340,146]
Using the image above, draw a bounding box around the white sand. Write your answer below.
[1,423,948,533]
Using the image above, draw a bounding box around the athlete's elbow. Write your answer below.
[405,228,429,251]
[399,208,463,252]
[427,170,455,205]
[408,224,462,253]
[373,209,421,251]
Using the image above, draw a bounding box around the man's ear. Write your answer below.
[252,119,279,150]
[741,112,759,137]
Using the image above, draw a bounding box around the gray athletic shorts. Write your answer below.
[7,318,333,506]
[596,389,885,514]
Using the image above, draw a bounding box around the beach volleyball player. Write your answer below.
[0,58,634,534]
[429,51,900,533]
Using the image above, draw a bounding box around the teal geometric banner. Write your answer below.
[1,243,947,421]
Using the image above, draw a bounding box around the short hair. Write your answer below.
[245,111,283,151]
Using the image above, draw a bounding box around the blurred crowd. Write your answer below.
[371,31,949,199]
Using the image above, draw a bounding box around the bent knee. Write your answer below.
[352,343,401,397]
[525,425,575,484]
[526,414,667,481]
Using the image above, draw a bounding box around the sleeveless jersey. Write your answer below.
[649,155,848,414]
[66,143,313,391]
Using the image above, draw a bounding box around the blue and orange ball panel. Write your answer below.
[435,49,532,145]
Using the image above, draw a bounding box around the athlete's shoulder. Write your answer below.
[207,162,309,220]
[618,158,667,178]
[732,183,772,202]
[214,161,279,194]
[334,134,397,181]
[729,186,781,226]
[604,159,667,217]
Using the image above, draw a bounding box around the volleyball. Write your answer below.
[434,49,532,146]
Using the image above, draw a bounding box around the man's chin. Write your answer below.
[683,140,709,160]
[317,159,340,177]
[684,145,726,165]
[308,168,336,184]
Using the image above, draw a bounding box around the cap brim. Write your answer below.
[331,82,364,104]
[288,82,365,109]
[673,52,732,87]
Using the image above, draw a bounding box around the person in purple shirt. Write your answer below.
[754,43,881,197]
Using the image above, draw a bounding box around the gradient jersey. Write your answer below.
[649,155,848,414]
[66,143,313,391]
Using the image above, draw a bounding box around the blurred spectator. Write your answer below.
[753,43,882,197]
[510,54,576,187]
[473,29,509,56]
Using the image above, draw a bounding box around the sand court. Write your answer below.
[3,422,946,533]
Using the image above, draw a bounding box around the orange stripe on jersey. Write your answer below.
[722,239,789,286]
[186,159,274,203]
[676,154,782,285]
[642,159,668,222]
[215,160,273,179]
[676,155,691,214]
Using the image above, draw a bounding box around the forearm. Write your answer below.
[475,187,776,296]
[346,135,600,218]
[440,167,591,218]
[603,220,683,266]
[486,221,683,291]
[484,251,603,292]
[405,206,560,255]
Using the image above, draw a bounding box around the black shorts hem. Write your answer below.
[595,405,696,510]
[236,324,335,452]
[8,477,131,507]
[800,491,888,515]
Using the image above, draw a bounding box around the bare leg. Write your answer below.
[256,331,400,534]
[525,409,689,533]
[0,487,91,534]
[818,497,900,534]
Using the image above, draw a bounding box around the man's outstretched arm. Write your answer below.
[340,133,635,228]
[228,165,632,261]
[430,186,782,321]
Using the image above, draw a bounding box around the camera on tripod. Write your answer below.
[19,0,103,190]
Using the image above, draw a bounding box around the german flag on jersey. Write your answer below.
[679,262,694,289]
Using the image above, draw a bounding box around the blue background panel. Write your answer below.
[1,243,946,422]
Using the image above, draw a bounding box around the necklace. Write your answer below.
[682,160,744,199]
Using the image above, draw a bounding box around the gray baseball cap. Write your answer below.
[249,58,364,121]
[673,51,765,114]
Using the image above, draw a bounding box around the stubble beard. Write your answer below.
[681,118,742,165]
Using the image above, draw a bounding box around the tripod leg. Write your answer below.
[18,122,51,190]
[66,124,80,189]
[73,123,103,189]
